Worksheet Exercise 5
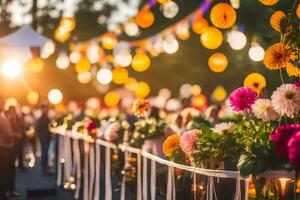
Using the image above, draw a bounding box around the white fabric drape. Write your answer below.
[94,144,101,200]
[105,147,112,200]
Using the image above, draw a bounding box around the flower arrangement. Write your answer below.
[163,134,187,164]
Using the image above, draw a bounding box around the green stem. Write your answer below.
[288,0,298,24]
[279,68,285,84]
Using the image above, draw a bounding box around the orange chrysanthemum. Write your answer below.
[286,63,300,77]
[263,43,297,70]
[297,4,300,19]
[132,99,150,117]
[270,11,286,32]
[210,3,237,29]
[163,134,181,157]
[243,73,267,94]
[258,0,279,6]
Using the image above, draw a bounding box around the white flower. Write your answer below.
[251,98,278,122]
[211,122,236,134]
[271,84,300,118]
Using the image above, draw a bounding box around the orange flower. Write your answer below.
[297,4,300,19]
[270,11,286,32]
[210,3,237,29]
[132,99,150,117]
[286,63,300,77]
[163,134,181,157]
[263,43,297,70]
[258,0,279,6]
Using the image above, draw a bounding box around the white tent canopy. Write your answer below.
[0,25,49,48]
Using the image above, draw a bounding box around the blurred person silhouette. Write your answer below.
[5,105,22,197]
[36,104,52,175]
[0,98,15,200]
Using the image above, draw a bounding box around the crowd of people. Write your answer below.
[0,98,52,200]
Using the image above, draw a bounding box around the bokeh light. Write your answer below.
[1,60,21,78]
[48,89,63,105]
[97,68,112,85]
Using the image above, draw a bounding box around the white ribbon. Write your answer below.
[74,140,81,200]
[143,156,148,200]
[94,143,100,200]
[150,160,156,200]
[234,174,241,200]
[166,166,175,200]
[105,147,112,200]
[89,144,95,200]
[193,173,197,200]
[64,137,72,182]
[83,142,89,200]
[137,153,142,200]
[56,135,63,186]
[120,151,128,200]
[244,178,249,200]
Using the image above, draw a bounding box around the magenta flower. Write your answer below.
[180,129,198,154]
[86,121,97,131]
[294,80,300,88]
[270,124,300,164]
[287,131,300,165]
[229,87,257,112]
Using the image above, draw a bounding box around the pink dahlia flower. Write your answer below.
[180,129,198,154]
[287,131,300,165]
[229,87,257,112]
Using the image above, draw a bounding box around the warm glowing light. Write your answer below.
[86,43,100,64]
[158,88,171,100]
[124,77,138,91]
[96,68,112,85]
[77,72,92,84]
[70,51,81,63]
[131,53,151,72]
[165,98,180,111]
[48,89,63,105]
[135,81,150,98]
[248,43,265,62]
[54,27,70,43]
[230,0,240,9]
[124,21,139,37]
[112,67,128,85]
[200,27,223,50]
[104,91,120,107]
[227,30,247,50]
[101,33,117,50]
[135,10,155,28]
[175,23,190,40]
[211,85,227,102]
[86,97,100,110]
[5,97,18,110]
[59,17,76,32]
[75,57,91,73]
[208,53,228,73]
[56,52,70,69]
[163,35,179,54]
[41,40,56,58]
[27,57,44,73]
[162,1,179,19]
[180,84,192,98]
[1,60,21,78]
[192,94,207,110]
[27,91,39,105]
[191,85,202,96]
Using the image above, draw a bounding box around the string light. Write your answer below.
[77,72,92,84]
[124,21,139,37]
[56,52,70,69]
[227,30,247,50]
[248,43,265,62]
[163,35,179,54]
[162,1,179,19]
[180,84,192,98]
[70,51,81,64]
[1,60,21,78]
[96,68,112,85]
[48,89,63,105]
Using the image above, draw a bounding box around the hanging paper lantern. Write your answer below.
[70,51,81,63]
[104,91,120,107]
[101,33,117,50]
[135,10,155,28]
[75,57,91,73]
[162,1,179,19]
[210,3,236,29]
[163,35,179,54]
[124,77,138,91]
[97,68,112,85]
[270,11,286,32]
[227,30,247,50]
[112,67,129,85]
[248,43,265,62]
[59,17,76,32]
[56,52,70,69]
[208,53,228,73]
[77,72,92,84]
[258,0,279,6]
[192,17,208,35]
[124,21,139,37]
[192,94,207,110]
[200,27,223,49]
[211,85,227,102]
[131,53,151,72]
[135,81,150,98]
[175,23,190,40]
[27,57,44,72]
[27,90,39,105]
[48,89,63,105]
[54,27,70,43]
